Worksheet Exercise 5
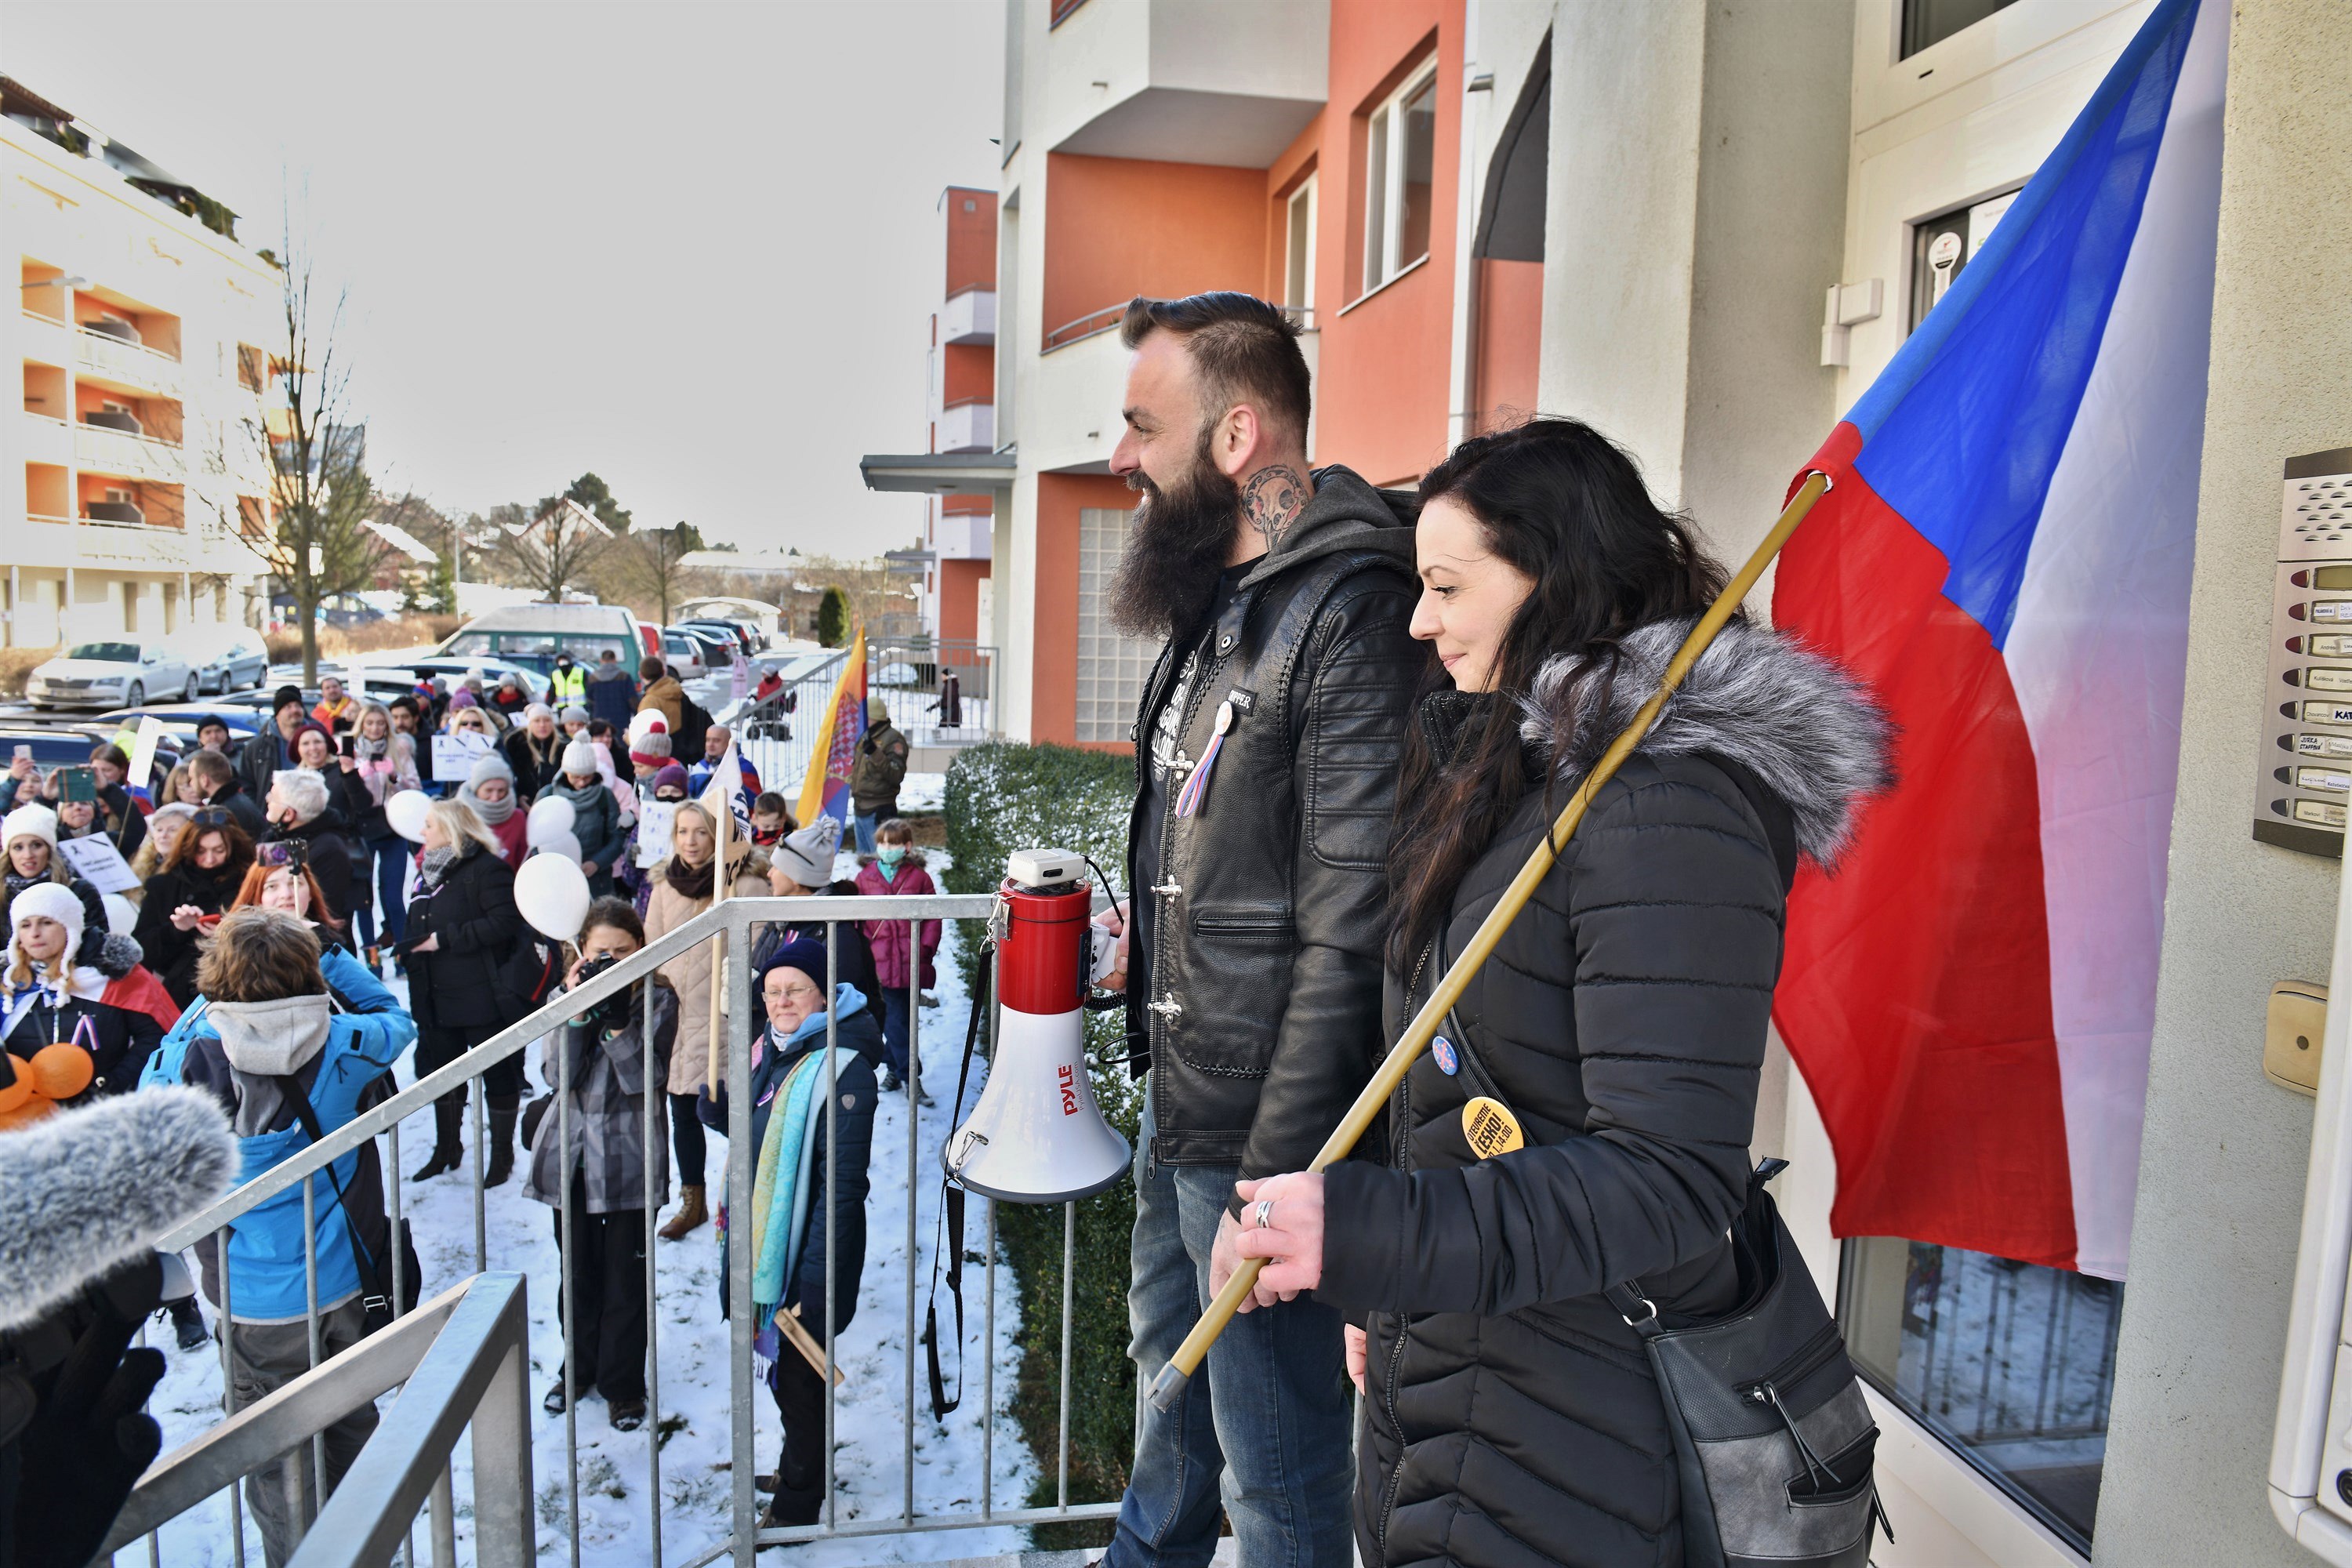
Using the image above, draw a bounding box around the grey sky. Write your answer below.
[3,0,1005,557]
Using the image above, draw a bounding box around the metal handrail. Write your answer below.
[74,319,183,364]
[151,893,992,1254]
[100,1275,532,1563]
[1043,303,1125,352]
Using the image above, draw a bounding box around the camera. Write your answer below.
[575,953,633,1033]
[257,840,310,871]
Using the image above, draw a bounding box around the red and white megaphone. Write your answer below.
[944,849,1131,1203]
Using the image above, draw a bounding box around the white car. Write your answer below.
[169,624,270,695]
[26,638,198,710]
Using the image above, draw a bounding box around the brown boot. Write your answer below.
[659,1184,708,1241]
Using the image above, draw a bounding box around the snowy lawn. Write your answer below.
[140,831,1054,1565]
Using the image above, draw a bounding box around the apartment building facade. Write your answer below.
[2,76,275,650]
[861,2,2352,1565]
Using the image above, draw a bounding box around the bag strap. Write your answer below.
[274,1071,390,1308]
[924,953,993,1418]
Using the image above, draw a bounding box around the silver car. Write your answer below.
[26,637,199,710]
[169,624,271,695]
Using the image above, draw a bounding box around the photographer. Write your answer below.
[142,908,416,1568]
[523,898,673,1432]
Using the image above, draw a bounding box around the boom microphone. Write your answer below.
[0,1087,237,1332]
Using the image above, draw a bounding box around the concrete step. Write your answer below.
[902,1542,1241,1568]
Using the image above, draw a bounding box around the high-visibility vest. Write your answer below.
[550,665,586,705]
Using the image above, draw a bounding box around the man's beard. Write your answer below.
[1109,429,1242,641]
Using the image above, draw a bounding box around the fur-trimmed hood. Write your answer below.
[1519,616,1893,866]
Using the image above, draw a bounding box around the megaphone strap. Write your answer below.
[927,949,994,1420]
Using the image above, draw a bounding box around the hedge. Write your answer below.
[942,742,1141,1548]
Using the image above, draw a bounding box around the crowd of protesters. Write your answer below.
[0,644,957,1548]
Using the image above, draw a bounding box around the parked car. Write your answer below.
[302,658,554,707]
[91,705,266,753]
[677,619,757,659]
[0,727,136,776]
[169,624,270,695]
[634,620,662,661]
[270,592,386,629]
[659,632,708,681]
[437,602,641,677]
[25,638,198,710]
[670,626,735,668]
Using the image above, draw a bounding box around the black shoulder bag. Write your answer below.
[275,1073,422,1337]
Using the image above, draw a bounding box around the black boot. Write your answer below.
[167,1296,209,1351]
[485,1094,520,1188]
[412,1097,464,1181]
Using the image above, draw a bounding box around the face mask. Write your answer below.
[877,845,906,869]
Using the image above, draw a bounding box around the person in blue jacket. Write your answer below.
[703,935,881,1530]
[142,906,417,1568]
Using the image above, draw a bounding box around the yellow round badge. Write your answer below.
[1461,1096,1524,1159]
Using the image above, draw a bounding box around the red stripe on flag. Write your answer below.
[1773,425,2078,1269]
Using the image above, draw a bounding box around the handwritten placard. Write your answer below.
[56,833,140,895]
[430,731,493,777]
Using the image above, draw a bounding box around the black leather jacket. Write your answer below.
[1125,466,1422,1200]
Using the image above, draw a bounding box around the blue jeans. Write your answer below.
[880,987,913,1081]
[852,811,881,855]
[1107,1099,1353,1568]
[370,838,410,951]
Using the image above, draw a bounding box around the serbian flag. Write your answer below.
[794,628,867,827]
[1771,0,2225,1280]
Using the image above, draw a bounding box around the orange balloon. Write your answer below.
[0,1058,30,1115]
[0,1097,54,1130]
[27,1044,93,1102]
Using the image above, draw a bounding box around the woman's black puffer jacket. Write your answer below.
[132,856,249,1006]
[1320,619,1889,1568]
[401,845,524,1032]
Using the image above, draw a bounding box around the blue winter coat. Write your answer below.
[143,946,416,1321]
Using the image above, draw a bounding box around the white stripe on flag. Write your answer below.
[2003,0,2228,1280]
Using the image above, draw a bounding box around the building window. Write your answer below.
[1840,1238,2121,1552]
[1076,506,1153,742]
[1286,176,1318,314]
[1901,0,2023,58]
[1364,63,1439,292]
[1907,188,2020,332]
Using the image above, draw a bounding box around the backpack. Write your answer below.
[674,693,713,760]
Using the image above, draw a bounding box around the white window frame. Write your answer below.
[1363,60,1439,292]
[1286,175,1318,313]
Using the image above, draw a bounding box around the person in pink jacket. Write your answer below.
[855,818,938,1094]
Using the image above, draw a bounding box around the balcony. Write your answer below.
[943,285,997,345]
[938,397,996,454]
[19,411,72,466]
[73,325,183,398]
[1045,0,1327,169]
[16,513,197,571]
[76,420,186,482]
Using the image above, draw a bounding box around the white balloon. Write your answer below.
[525,795,576,848]
[537,828,583,864]
[384,789,432,844]
[514,852,592,942]
[102,891,137,937]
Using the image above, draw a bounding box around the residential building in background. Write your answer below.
[858,2,2352,1565]
[2,75,274,648]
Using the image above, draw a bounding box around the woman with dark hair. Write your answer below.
[1227,419,1891,1568]
[133,808,257,1006]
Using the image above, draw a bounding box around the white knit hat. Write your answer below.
[9,881,85,956]
[2,803,58,852]
[768,817,842,891]
[561,739,599,779]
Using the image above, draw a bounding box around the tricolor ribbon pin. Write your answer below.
[1174,699,1234,818]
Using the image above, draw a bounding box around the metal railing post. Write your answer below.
[902,920,918,1525]
[824,928,840,1530]
[728,908,758,1568]
[558,997,579,1568]
[470,1328,535,1568]
[643,974,665,1568]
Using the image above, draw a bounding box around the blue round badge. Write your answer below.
[1432,1037,1459,1076]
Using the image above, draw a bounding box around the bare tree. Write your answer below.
[488,496,612,603]
[219,240,387,681]
[621,521,705,624]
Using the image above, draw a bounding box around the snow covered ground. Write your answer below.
[140,824,1054,1565]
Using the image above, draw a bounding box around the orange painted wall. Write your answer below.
[1042,154,1267,346]
[1473,257,1544,433]
[942,343,994,406]
[1033,472,1135,749]
[1304,2,1465,485]
[938,558,990,644]
[943,492,992,516]
[945,187,998,296]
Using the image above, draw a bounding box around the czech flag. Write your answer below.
[1771,0,2225,1279]
[794,628,867,828]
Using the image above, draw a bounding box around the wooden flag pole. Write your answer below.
[1146,470,1833,1412]
[707,793,730,1095]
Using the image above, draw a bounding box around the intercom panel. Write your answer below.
[2255,447,2352,858]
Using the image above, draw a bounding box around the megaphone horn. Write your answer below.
[944,853,1131,1205]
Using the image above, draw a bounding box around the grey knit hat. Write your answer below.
[768,817,841,890]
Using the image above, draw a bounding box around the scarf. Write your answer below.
[2,962,105,1045]
[418,844,460,891]
[665,855,715,902]
[745,989,866,1362]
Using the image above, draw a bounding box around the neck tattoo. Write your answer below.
[1242,465,1308,554]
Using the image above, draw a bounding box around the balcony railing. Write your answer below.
[73,322,185,395]
[938,397,996,454]
[943,286,997,345]
[1045,299,1316,353]
[76,419,187,481]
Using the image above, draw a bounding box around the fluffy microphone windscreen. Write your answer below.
[0,1086,237,1331]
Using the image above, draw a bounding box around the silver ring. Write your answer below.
[1253,1199,1274,1230]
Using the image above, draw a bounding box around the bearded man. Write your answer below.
[1098,291,1420,1568]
